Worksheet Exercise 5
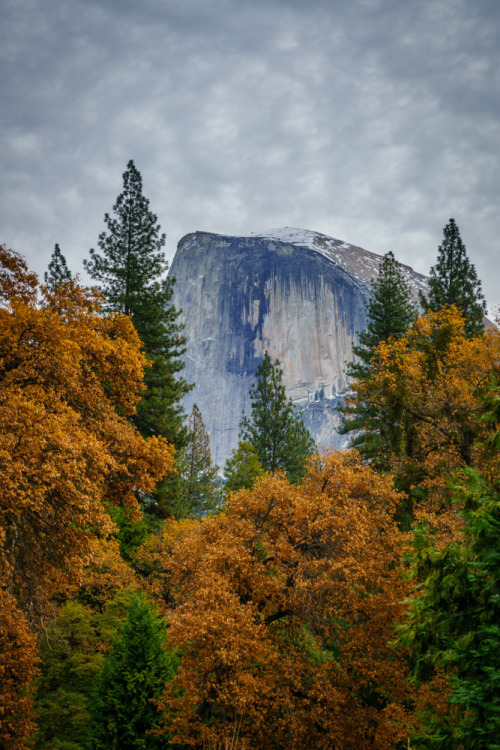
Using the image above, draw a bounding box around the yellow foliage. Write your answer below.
[0,246,175,744]
[0,589,39,749]
[348,307,500,531]
[150,452,419,749]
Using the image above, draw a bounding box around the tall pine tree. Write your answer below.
[84,160,166,317]
[339,250,416,459]
[84,160,192,517]
[240,352,314,483]
[420,218,487,337]
[44,243,72,290]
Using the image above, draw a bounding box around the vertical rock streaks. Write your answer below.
[170,229,425,467]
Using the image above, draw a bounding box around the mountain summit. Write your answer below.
[170,228,427,467]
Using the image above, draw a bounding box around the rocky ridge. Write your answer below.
[170,228,428,468]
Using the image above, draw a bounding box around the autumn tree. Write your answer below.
[177,403,220,516]
[0,253,173,626]
[240,352,314,482]
[343,307,500,526]
[84,160,192,517]
[339,250,416,459]
[152,451,417,749]
[91,595,178,750]
[44,243,72,290]
[0,589,39,750]
[420,218,487,337]
[0,244,174,743]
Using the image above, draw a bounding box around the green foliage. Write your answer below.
[84,159,192,518]
[91,595,178,750]
[34,592,135,750]
[420,218,487,338]
[44,243,72,291]
[108,505,150,562]
[177,403,221,516]
[339,250,416,464]
[223,440,265,492]
[348,250,416,380]
[84,160,166,317]
[240,352,314,482]
[400,469,500,748]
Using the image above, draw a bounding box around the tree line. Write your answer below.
[1,159,498,749]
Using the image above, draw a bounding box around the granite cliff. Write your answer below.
[170,228,428,468]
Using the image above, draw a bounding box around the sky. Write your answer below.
[2,0,499,312]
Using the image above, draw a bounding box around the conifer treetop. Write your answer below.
[84,159,167,316]
[420,218,487,337]
[349,250,416,380]
[44,243,72,291]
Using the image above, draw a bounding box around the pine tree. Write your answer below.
[348,251,416,380]
[420,218,487,337]
[91,595,178,750]
[84,160,166,317]
[44,243,72,290]
[339,251,416,461]
[178,403,220,516]
[240,352,314,482]
[84,160,192,517]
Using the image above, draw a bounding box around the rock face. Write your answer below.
[170,228,428,469]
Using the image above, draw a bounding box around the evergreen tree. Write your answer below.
[420,218,487,337]
[240,352,314,482]
[84,160,192,517]
[399,380,500,747]
[84,160,166,317]
[34,592,135,750]
[339,251,416,461]
[91,595,178,750]
[348,251,416,380]
[44,243,72,290]
[400,469,500,748]
[178,403,220,516]
[223,440,265,493]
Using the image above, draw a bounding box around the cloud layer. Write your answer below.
[2,0,499,311]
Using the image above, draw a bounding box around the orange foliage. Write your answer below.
[0,246,38,305]
[152,452,417,749]
[63,537,138,612]
[349,307,500,525]
[0,246,175,743]
[0,250,174,622]
[0,589,39,749]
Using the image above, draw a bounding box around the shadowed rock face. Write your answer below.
[170,228,427,468]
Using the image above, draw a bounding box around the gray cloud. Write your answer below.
[1,0,499,312]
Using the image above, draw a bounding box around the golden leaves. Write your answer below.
[350,308,500,522]
[0,245,176,744]
[0,246,174,623]
[150,453,412,748]
[0,589,39,749]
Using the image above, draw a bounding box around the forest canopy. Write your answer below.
[1,209,499,750]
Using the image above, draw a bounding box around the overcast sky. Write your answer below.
[2,0,499,311]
